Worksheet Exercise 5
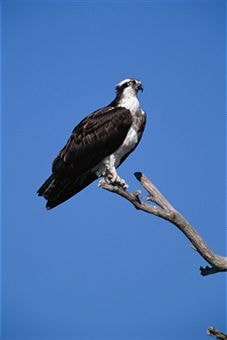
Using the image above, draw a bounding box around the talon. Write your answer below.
[98,179,106,187]
[102,166,128,190]
[115,176,129,189]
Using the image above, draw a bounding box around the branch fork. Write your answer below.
[100,172,227,276]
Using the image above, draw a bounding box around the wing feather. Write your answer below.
[52,106,132,176]
[37,106,132,208]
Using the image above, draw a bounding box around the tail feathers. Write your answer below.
[37,175,68,203]
[37,174,56,198]
[37,172,97,209]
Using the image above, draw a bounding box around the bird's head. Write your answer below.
[115,78,144,95]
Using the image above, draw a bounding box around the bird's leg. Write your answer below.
[99,166,129,189]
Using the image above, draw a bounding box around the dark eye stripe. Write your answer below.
[116,79,137,92]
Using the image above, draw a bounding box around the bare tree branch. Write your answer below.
[207,327,227,339]
[100,172,227,276]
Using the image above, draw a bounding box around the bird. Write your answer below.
[37,78,146,209]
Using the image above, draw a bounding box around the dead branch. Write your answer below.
[100,172,227,276]
[207,327,227,339]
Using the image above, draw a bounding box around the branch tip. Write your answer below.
[132,189,142,197]
[134,172,143,181]
[132,190,142,204]
[207,326,227,339]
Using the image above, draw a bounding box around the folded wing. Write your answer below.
[37,106,132,209]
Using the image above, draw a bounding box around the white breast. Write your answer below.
[112,126,138,167]
[117,87,140,115]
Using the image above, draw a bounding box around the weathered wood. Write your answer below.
[207,327,227,339]
[100,172,227,276]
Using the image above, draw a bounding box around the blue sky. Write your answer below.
[2,1,226,339]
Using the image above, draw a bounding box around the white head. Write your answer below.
[113,78,143,113]
[115,78,143,95]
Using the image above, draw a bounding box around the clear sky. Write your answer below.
[2,1,226,339]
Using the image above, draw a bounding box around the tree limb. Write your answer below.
[207,327,227,339]
[100,172,227,276]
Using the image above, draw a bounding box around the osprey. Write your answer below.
[37,78,146,209]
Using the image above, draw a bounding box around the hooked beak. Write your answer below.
[138,83,144,92]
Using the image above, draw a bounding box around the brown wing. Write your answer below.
[52,106,132,177]
[37,106,132,209]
